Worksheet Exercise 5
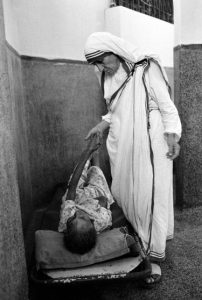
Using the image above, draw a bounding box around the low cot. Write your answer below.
[31,136,151,288]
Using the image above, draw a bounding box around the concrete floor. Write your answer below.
[30,206,202,300]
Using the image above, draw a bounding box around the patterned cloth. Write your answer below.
[58,162,114,233]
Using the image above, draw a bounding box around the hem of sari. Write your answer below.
[149,250,166,262]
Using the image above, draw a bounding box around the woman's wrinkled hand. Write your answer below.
[85,125,103,140]
[166,133,180,160]
[85,120,110,140]
[166,142,180,160]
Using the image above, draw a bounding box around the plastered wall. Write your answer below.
[105,6,174,67]
[174,0,202,46]
[3,0,110,59]
[3,0,173,66]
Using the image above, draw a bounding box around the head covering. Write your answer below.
[85,51,112,65]
[84,32,152,64]
[84,31,169,93]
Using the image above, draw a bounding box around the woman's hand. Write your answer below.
[85,125,102,140]
[85,120,109,140]
[165,133,180,160]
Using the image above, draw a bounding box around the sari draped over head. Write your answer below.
[84,32,173,255]
[84,31,169,80]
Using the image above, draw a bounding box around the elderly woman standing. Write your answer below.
[84,32,181,285]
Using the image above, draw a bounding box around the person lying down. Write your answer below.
[58,153,114,255]
[58,137,130,255]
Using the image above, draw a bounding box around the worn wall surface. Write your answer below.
[6,46,33,231]
[174,45,202,207]
[0,1,28,299]
[21,58,110,208]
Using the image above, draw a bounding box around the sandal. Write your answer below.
[141,263,162,288]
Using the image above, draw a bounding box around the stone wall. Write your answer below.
[0,1,28,298]
[21,57,110,208]
[174,45,202,207]
[6,45,33,231]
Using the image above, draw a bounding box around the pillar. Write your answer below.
[0,1,28,299]
[174,0,202,207]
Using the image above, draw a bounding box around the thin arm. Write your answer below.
[65,136,102,200]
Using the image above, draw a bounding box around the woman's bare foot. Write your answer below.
[142,263,161,288]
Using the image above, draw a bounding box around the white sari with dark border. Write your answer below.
[84,32,181,261]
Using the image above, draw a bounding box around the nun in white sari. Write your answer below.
[84,32,181,265]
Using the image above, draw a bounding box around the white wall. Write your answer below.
[105,7,174,67]
[2,0,20,51]
[3,0,110,60]
[3,1,173,66]
[174,0,202,46]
